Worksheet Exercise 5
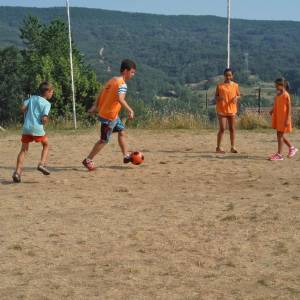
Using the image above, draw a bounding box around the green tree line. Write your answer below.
[0,16,99,125]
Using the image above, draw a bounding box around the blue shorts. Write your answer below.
[99,117,125,144]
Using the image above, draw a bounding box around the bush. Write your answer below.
[238,112,270,130]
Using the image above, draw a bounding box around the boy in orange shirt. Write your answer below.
[215,68,241,153]
[82,59,136,171]
[269,78,298,161]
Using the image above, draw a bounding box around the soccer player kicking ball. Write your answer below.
[12,82,53,183]
[82,59,136,171]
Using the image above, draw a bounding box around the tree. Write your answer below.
[0,46,24,125]
[20,16,100,120]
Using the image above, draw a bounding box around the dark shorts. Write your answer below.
[99,117,125,144]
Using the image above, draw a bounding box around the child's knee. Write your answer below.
[41,141,49,148]
[97,139,108,145]
[219,128,225,134]
[119,130,126,137]
[21,143,29,153]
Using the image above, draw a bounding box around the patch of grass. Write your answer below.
[128,113,212,130]
[238,112,270,130]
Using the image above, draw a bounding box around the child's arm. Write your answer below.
[232,85,241,104]
[88,92,101,114]
[21,99,30,113]
[285,96,291,127]
[269,96,276,115]
[20,104,27,113]
[41,116,49,125]
[215,86,220,102]
[118,93,134,120]
[41,102,51,125]
[215,85,225,102]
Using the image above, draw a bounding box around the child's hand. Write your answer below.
[128,109,134,120]
[232,97,238,104]
[41,116,48,125]
[285,119,290,127]
[88,105,97,115]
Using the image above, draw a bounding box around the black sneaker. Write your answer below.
[12,172,21,183]
[37,165,51,175]
[123,155,132,164]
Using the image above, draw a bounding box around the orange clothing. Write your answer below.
[21,135,47,143]
[97,77,127,121]
[272,91,292,133]
[216,82,240,116]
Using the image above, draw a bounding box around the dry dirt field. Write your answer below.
[0,129,300,300]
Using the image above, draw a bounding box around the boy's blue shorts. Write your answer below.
[99,117,125,144]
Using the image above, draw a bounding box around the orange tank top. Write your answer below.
[98,77,127,121]
[216,82,240,116]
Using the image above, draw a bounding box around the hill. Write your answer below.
[0,6,300,98]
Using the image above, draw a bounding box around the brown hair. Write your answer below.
[39,81,53,95]
[275,78,290,92]
[120,59,136,73]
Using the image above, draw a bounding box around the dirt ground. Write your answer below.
[0,129,300,300]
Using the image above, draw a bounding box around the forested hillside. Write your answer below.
[1,6,300,98]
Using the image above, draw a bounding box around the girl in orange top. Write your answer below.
[215,68,241,154]
[269,78,298,161]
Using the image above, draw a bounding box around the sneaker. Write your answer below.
[123,154,132,164]
[269,153,284,161]
[12,171,21,183]
[82,158,96,171]
[37,164,51,175]
[288,147,298,159]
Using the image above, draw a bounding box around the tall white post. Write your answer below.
[66,0,77,129]
[227,0,231,68]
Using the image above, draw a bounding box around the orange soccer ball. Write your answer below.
[131,151,145,165]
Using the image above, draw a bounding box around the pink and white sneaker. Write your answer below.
[269,153,284,161]
[288,147,298,158]
[82,158,96,171]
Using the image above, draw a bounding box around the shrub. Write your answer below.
[238,112,270,130]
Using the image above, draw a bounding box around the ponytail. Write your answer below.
[284,80,290,92]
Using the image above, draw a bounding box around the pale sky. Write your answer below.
[0,0,300,21]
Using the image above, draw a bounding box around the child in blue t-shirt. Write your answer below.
[12,82,54,183]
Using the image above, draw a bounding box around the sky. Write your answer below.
[0,0,300,21]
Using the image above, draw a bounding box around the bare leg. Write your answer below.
[283,136,292,148]
[277,131,284,154]
[16,143,29,175]
[118,130,128,156]
[87,140,106,160]
[40,140,49,166]
[228,116,237,150]
[217,115,227,151]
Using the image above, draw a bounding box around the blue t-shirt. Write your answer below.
[22,95,51,136]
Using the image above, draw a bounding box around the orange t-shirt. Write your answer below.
[272,91,292,133]
[216,82,240,116]
[97,77,127,121]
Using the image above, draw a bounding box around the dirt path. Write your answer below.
[0,129,300,300]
